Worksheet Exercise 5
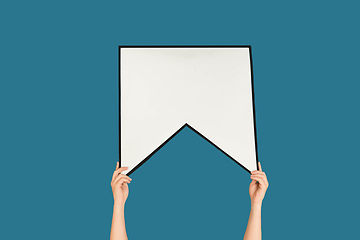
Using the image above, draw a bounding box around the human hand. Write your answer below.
[249,162,269,206]
[111,162,132,206]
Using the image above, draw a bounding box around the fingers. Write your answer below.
[112,166,129,181]
[251,171,266,179]
[250,175,266,186]
[112,173,132,186]
[251,162,267,185]
[250,170,265,176]
[113,177,131,187]
[250,171,269,188]
[116,161,119,170]
[251,162,264,176]
[115,167,129,173]
[249,179,257,186]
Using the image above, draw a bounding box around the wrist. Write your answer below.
[114,202,125,210]
[250,202,262,211]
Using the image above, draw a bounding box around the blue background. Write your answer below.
[1,0,359,239]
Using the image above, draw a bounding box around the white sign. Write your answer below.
[119,46,259,175]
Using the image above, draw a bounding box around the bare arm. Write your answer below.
[111,203,127,240]
[243,162,269,240]
[110,162,132,240]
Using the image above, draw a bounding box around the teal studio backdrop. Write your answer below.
[0,0,359,239]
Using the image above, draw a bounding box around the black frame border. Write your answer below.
[118,45,259,175]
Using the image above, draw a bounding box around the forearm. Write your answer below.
[110,203,128,240]
[243,204,262,240]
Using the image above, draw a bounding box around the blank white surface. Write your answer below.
[120,47,257,174]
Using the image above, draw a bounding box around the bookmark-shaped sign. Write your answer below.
[119,46,258,175]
